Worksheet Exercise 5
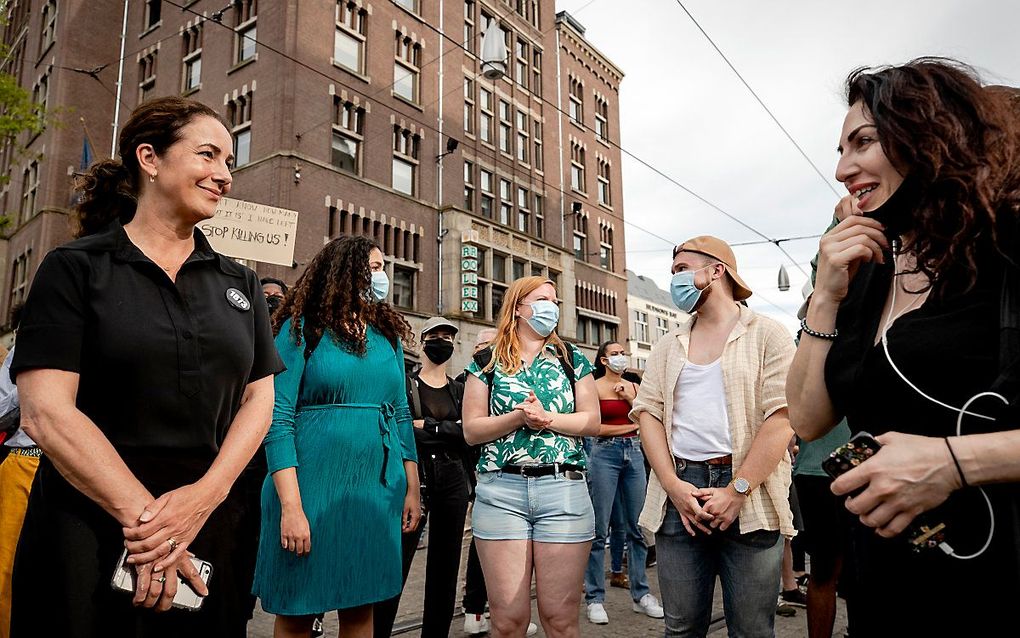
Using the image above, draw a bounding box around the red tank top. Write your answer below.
[599,398,635,435]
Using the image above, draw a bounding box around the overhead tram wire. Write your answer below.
[672,0,842,200]
[167,0,815,263]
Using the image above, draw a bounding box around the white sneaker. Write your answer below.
[633,593,665,618]
[526,622,538,636]
[587,602,609,624]
[463,613,490,635]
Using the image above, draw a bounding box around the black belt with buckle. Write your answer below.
[501,463,585,478]
[674,454,732,471]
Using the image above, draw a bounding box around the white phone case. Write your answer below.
[110,548,214,611]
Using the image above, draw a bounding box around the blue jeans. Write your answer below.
[656,462,782,638]
[584,436,650,603]
[609,496,627,573]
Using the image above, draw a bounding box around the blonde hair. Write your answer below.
[486,276,569,376]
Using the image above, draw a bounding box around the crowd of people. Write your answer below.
[1,57,1019,638]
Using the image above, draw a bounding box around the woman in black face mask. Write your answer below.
[373,317,471,638]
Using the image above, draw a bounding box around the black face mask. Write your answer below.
[865,173,924,239]
[266,295,283,315]
[423,339,455,365]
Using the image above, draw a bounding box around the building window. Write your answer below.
[227,92,253,166]
[480,169,493,218]
[498,100,512,155]
[595,97,609,142]
[516,110,529,164]
[499,179,512,226]
[463,0,475,47]
[570,142,585,192]
[533,119,543,171]
[599,223,614,270]
[392,126,419,196]
[181,24,202,92]
[393,0,418,13]
[331,98,364,174]
[568,76,583,124]
[516,186,530,234]
[492,253,507,283]
[491,284,506,319]
[656,316,669,340]
[394,33,421,103]
[138,51,157,102]
[32,72,49,110]
[534,194,544,239]
[392,264,415,309]
[234,0,257,63]
[532,50,542,97]
[20,161,38,224]
[463,77,475,135]
[8,249,32,315]
[576,314,587,343]
[597,159,611,206]
[463,161,475,211]
[573,211,587,260]
[479,88,493,144]
[635,311,649,343]
[144,0,162,29]
[335,1,367,74]
[512,259,525,280]
[39,0,56,55]
[515,38,528,90]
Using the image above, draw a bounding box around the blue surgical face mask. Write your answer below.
[371,271,389,301]
[670,265,715,313]
[524,300,559,338]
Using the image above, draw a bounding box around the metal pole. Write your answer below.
[111,0,130,157]
[554,28,566,246]
[436,0,445,316]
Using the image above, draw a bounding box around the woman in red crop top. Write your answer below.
[584,342,664,624]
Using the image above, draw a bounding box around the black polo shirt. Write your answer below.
[11,222,284,454]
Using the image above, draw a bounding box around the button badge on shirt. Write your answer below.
[225,288,251,312]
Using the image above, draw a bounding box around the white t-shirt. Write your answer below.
[670,358,731,460]
[1,345,34,449]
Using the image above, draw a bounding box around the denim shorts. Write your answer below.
[472,470,595,543]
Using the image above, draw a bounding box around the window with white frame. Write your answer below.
[227,91,253,166]
[392,264,415,308]
[479,88,493,144]
[568,76,583,124]
[595,96,609,142]
[480,168,493,218]
[534,193,544,239]
[570,142,585,192]
[32,72,49,110]
[516,110,529,164]
[39,1,56,55]
[138,51,157,102]
[597,158,611,206]
[393,33,421,103]
[331,98,364,174]
[573,210,587,259]
[392,126,419,196]
[499,178,511,225]
[516,186,530,233]
[393,0,418,13]
[8,248,32,315]
[144,0,161,30]
[335,1,367,74]
[599,222,613,270]
[463,160,474,211]
[463,76,475,135]
[532,49,542,97]
[532,118,543,170]
[634,310,649,342]
[656,316,669,340]
[20,161,38,224]
[181,23,202,92]
[498,100,512,155]
[515,38,528,90]
[463,0,474,47]
[234,0,257,64]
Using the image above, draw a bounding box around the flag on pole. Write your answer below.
[71,118,97,206]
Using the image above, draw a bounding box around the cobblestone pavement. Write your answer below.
[248,534,847,637]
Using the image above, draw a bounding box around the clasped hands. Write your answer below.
[515,391,553,431]
[666,478,746,536]
[120,481,220,611]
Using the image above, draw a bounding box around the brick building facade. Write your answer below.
[0,0,628,368]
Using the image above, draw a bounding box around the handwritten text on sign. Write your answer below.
[197,198,299,267]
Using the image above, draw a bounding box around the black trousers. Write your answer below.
[374,453,471,638]
[462,537,487,615]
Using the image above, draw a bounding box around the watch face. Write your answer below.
[734,478,750,494]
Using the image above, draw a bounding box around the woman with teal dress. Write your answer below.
[253,236,420,638]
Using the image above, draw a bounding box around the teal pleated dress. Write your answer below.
[253,319,416,615]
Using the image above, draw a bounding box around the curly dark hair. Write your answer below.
[274,235,414,354]
[845,57,1020,292]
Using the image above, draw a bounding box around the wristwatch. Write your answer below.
[731,477,751,496]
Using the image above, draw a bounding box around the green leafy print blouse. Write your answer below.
[467,345,594,472]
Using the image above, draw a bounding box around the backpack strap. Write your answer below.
[555,342,578,401]
[407,374,423,421]
[472,347,496,415]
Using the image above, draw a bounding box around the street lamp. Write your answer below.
[481,21,507,80]
[778,264,790,292]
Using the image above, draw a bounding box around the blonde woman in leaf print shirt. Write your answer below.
[464,276,600,638]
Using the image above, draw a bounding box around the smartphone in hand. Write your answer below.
[110,548,213,611]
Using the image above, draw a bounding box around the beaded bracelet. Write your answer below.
[799,317,838,340]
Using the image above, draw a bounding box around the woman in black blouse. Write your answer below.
[9,97,282,637]
[787,59,1020,635]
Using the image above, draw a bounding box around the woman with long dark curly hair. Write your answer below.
[252,235,420,638]
[787,58,1020,635]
